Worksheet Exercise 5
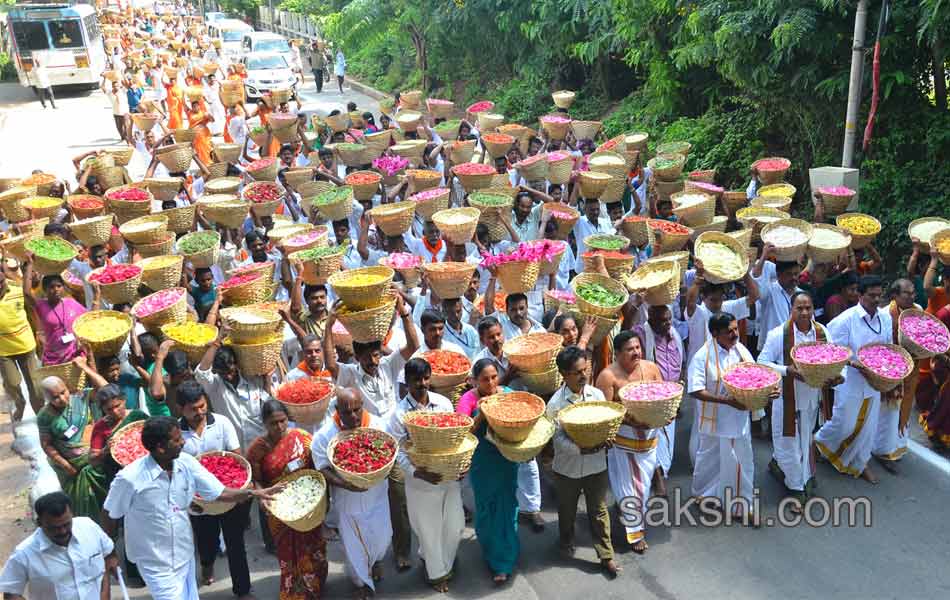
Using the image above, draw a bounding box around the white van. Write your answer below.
[240,32,301,73]
[207,18,253,57]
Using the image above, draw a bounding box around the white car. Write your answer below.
[240,32,301,73]
[242,52,298,101]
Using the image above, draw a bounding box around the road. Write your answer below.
[1,75,949,599]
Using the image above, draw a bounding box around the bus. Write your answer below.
[5,2,106,88]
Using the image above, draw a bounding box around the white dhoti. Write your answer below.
[691,432,754,504]
[873,398,908,461]
[656,419,675,476]
[771,394,819,491]
[688,399,700,467]
[138,558,199,600]
[608,432,657,543]
[338,496,393,590]
[405,480,464,581]
[814,390,880,477]
[516,459,541,513]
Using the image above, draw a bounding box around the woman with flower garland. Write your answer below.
[246,400,327,600]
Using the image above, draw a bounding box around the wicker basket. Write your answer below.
[367,202,415,237]
[791,342,852,388]
[816,187,856,218]
[836,213,882,250]
[156,143,194,172]
[0,232,38,261]
[722,191,748,215]
[86,265,142,304]
[452,166,495,193]
[220,271,268,306]
[722,362,781,411]
[552,90,576,109]
[759,218,813,262]
[482,133,515,159]
[557,401,625,449]
[448,140,476,164]
[131,112,160,131]
[490,257,537,293]
[160,321,218,363]
[281,167,314,189]
[24,237,77,275]
[176,231,220,268]
[73,310,133,355]
[898,309,950,359]
[933,229,950,265]
[297,181,335,203]
[246,158,278,182]
[671,191,715,227]
[276,378,335,425]
[541,203,579,239]
[132,230,173,258]
[228,333,283,376]
[404,169,440,193]
[408,188,449,220]
[141,177,181,202]
[500,333,561,375]
[33,361,86,393]
[689,215,729,241]
[856,343,914,393]
[480,392,546,443]
[267,469,328,532]
[344,171,381,202]
[404,433,476,481]
[212,143,241,164]
[693,232,749,285]
[119,214,168,245]
[65,194,105,219]
[135,255,183,291]
[623,260,680,306]
[109,420,145,466]
[19,197,62,220]
[570,272,628,318]
[488,417,555,463]
[363,130,392,155]
[648,154,686,181]
[577,171,611,199]
[328,266,395,311]
[219,306,284,344]
[735,207,790,243]
[202,200,250,229]
[64,214,111,247]
[619,381,683,428]
[402,410,473,454]
[337,294,396,344]
[191,451,251,515]
[132,288,187,333]
[312,187,354,222]
[328,428,398,490]
[752,157,791,185]
[422,261,476,299]
[517,365,562,397]
[293,247,345,285]
[431,208,478,245]
[539,115,570,141]
[751,195,792,213]
[204,177,241,196]
[477,112,505,133]
[807,224,852,264]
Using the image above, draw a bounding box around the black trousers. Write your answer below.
[190,500,252,596]
[313,69,324,92]
[31,85,55,108]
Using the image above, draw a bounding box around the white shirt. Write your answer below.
[0,517,113,600]
[511,203,543,243]
[103,453,225,570]
[758,321,832,407]
[754,261,801,350]
[311,414,390,514]
[388,392,455,482]
[180,412,241,456]
[405,235,447,263]
[546,384,609,478]
[687,340,754,438]
[827,304,893,399]
[473,346,510,380]
[194,366,273,449]
[336,352,406,419]
[686,298,750,364]
[572,211,614,272]
[497,312,545,341]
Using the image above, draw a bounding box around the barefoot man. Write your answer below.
[596,330,664,553]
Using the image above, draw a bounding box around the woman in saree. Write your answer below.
[163,72,185,130]
[187,96,214,165]
[917,307,950,449]
[246,400,328,599]
[22,254,86,366]
[456,358,520,584]
[88,383,148,481]
[36,368,107,521]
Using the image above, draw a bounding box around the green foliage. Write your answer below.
[0,52,16,82]
[217,0,262,21]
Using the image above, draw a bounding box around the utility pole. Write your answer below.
[842,0,869,168]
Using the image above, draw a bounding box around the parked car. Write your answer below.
[240,31,301,73]
[242,52,298,101]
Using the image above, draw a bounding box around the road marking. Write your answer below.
[907,439,950,477]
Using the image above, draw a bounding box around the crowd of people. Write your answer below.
[1,3,949,600]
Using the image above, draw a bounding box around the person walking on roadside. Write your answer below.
[0,263,39,421]
[334,48,346,93]
[101,76,130,143]
[310,41,327,93]
[29,59,56,109]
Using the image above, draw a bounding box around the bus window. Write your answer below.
[49,20,83,49]
[12,21,49,51]
[222,30,243,42]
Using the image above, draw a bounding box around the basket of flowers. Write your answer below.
[176,231,220,268]
[542,203,579,238]
[66,215,112,248]
[479,392,546,443]
[448,139,476,164]
[119,214,169,245]
[482,133,515,159]
[404,433,477,480]
[571,273,628,318]
[670,191,715,227]
[480,245,546,295]
[420,350,471,390]
[647,153,686,181]
[161,321,219,363]
[246,157,278,182]
[503,332,563,374]
[367,202,415,237]
[155,142,194,173]
[735,207,790,243]
[20,197,63,220]
[421,261,476,300]
[432,207,479,245]
[289,245,345,285]
[87,264,143,304]
[328,266,395,311]
[577,171,611,199]
[452,163,495,192]
[622,260,680,306]
[226,334,284,376]
[856,343,914,393]
[24,237,77,275]
[790,342,852,388]
[276,378,335,425]
[722,363,781,411]
[619,381,683,428]
[897,309,950,360]
[135,255,183,291]
[408,188,450,220]
[201,199,250,229]
[131,288,187,333]
[694,232,749,285]
[244,181,284,217]
[66,195,105,219]
[328,428,398,490]
[194,451,252,515]
[33,361,86,393]
[816,186,857,217]
[336,293,397,344]
[378,253,422,287]
[266,469,328,532]
[557,401,625,449]
[836,213,881,250]
[109,420,148,466]
[73,310,133,355]
[539,114,571,141]
[760,218,813,262]
[219,272,269,306]
[344,171,382,202]
[513,153,548,182]
[312,187,355,222]
[752,157,791,185]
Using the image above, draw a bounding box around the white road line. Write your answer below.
[907,439,950,477]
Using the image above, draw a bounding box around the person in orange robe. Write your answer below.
[164,78,185,130]
[187,98,214,165]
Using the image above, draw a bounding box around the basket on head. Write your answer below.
[670,191,715,227]
[275,378,335,426]
[503,332,563,374]
[104,146,134,167]
[135,231,174,258]
[24,237,78,275]
[514,154,548,183]
[192,451,251,515]
[363,130,392,154]
[297,180,335,203]
[405,433,477,480]
[328,428,398,490]
[283,167,315,189]
[495,259,540,295]
[422,261,477,299]
[933,228,950,265]
[571,120,602,141]
[119,214,169,245]
[66,215,112,248]
[244,182,285,217]
[722,191,748,215]
[336,293,396,344]
[395,111,423,132]
[856,343,914,393]
[161,203,195,234]
[324,111,349,133]
[582,250,635,280]
[689,215,729,240]
[409,188,450,220]
[220,271,269,306]
[176,231,220,268]
[132,288,187,333]
[619,381,683,428]
[131,112,160,131]
[898,309,950,359]
[480,392,546,443]
[448,139,476,164]
[66,194,105,219]
[551,90,576,109]
[791,342,852,388]
[571,272,628,318]
[0,232,36,261]
[367,202,415,237]
[201,200,250,229]
[534,240,567,277]
[425,98,454,119]
[751,195,792,213]
[418,350,470,390]
[752,157,791,185]
[155,142,194,172]
[220,80,244,107]
[807,224,852,264]
[735,206,790,243]
[226,333,283,375]
[404,169,440,193]
[488,416,555,463]
[482,133,515,159]
[206,162,229,180]
[722,362,781,411]
[264,88,293,107]
[836,213,882,250]
[815,186,856,217]
[648,153,687,181]
[577,171,611,199]
[311,186,355,222]
[653,178,684,201]
[391,141,427,166]
[542,203,579,238]
[213,143,241,164]
[161,321,218,363]
[693,232,749,285]
[328,266,395,311]
[173,126,197,142]
[344,171,381,202]
[539,115,571,141]
[907,217,950,255]
[246,157,278,182]
[760,218,813,262]
[402,408,473,454]
[20,196,63,220]
[87,264,142,304]
[623,260,680,306]
[95,167,127,191]
[33,361,86,393]
[135,254,184,291]
[143,177,183,202]
[477,112,505,133]
[73,310,133,355]
[558,401,625,449]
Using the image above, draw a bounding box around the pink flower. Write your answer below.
[382,253,421,269]
[622,382,682,402]
[858,345,910,379]
[900,315,950,353]
[723,364,780,390]
[792,343,850,365]
[541,115,571,124]
[480,240,564,267]
[546,289,576,303]
[409,188,449,202]
[818,185,854,196]
[372,155,410,177]
[133,288,184,317]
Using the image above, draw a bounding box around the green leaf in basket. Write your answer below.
[576,282,625,307]
[293,244,348,260]
[313,187,353,206]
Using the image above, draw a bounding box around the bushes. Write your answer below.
[0,52,17,82]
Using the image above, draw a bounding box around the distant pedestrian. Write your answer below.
[335,49,346,93]
[310,41,327,93]
[29,59,56,109]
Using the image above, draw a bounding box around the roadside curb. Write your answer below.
[347,78,389,101]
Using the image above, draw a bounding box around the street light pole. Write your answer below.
[842,0,869,168]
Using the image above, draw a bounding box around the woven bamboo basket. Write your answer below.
[687,169,717,184]
[488,417,555,463]
[619,381,683,428]
[24,237,77,275]
[807,224,852,264]
[202,200,250,229]
[422,261,476,299]
[246,158,278,182]
[119,214,169,244]
[131,112,160,131]
[104,146,134,167]
[448,140,477,164]
[155,143,194,172]
[648,221,692,253]
[244,183,284,217]
[837,213,882,250]
[363,130,392,154]
[545,153,573,185]
[425,98,455,119]
[337,294,396,344]
[405,433,477,480]
[392,141,427,165]
[480,392,546,443]
[205,162,229,181]
[329,143,365,168]
[517,365,562,397]
[134,231,173,258]
[513,155,548,182]
[161,322,218,364]
[726,228,753,249]
[496,260,540,294]
[722,362,781,411]
[191,451,251,515]
[142,177,181,202]
[760,218,813,262]
[0,185,35,222]
[816,187,856,217]
[33,361,86,393]
[722,191,748,215]
[66,195,104,219]
[558,401,625,449]
[758,182,796,198]
[735,207,790,243]
[220,80,244,107]
[174,125,198,142]
[790,342,851,388]
[571,120,602,141]
[212,143,241,164]
[328,428,398,490]
[623,260,679,306]
[585,234,630,255]
[106,192,152,225]
[571,272,628,318]
[653,178,684,201]
[267,469,328,532]
[625,132,650,152]
[312,187,354,222]
[98,166,130,191]
[66,215,111,248]
[282,167,314,189]
[325,112,349,133]
[453,165,496,192]
[276,378,335,425]
[933,229,950,265]
[430,208,478,245]
[536,242,566,277]
[647,154,686,181]
[541,203,579,239]
[617,217,649,249]
[204,177,241,196]
[752,157,791,185]
[19,197,62,220]
[477,112,505,133]
[12,217,47,237]
[73,310,133,355]
[693,232,749,285]
[415,350,469,390]
[689,215,729,241]
[409,188,450,220]
[504,332,563,374]
[543,290,576,315]
[751,195,792,213]
[581,311,619,346]
[161,204,195,234]
[855,343,914,393]
[224,333,283,375]
[552,90,576,109]
[268,224,313,246]
[297,181,335,204]
[135,255,183,291]
[405,169,441,193]
[908,217,950,255]
[582,251,634,279]
[539,115,571,141]
[368,202,415,237]
[898,309,950,359]
[132,288,187,333]
[281,228,330,255]
[250,130,269,150]
[482,133,515,159]
[328,266,395,311]
[344,171,381,202]
[402,410,473,454]
[396,111,423,132]
[577,171,611,199]
[176,231,220,268]
[109,420,145,466]
[671,191,716,227]
[220,272,268,306]
[217,306,283,344]
[86,265,142,304]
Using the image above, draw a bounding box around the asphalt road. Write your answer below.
[1,77,948,599]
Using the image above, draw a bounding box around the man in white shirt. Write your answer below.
[416,309,467,356]
[29,59,56,109]
[102,416,281,600]
[546,346,619,577]
[440,297,480,358]
[752,244,803,351]
[0,492,116,600]
[100,77,130,143]
[484,283,545,341]
[688,312,774,523]
[388,359,464,592]
[572,200,614,272]
[510,191,543,243]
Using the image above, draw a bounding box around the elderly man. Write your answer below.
[0,492,116,600]
[311,388,392,600]
[102,417,282,600]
